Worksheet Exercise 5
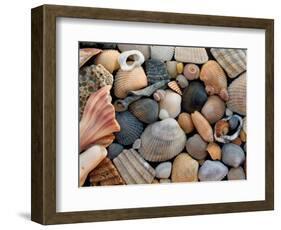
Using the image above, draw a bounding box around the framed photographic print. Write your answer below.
[31,4,274,225]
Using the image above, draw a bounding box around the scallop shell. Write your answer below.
[183,64,200,80]
[94,49,120,73]
[150,46,175,61]
[80,86,120,151]
[118,44,150,60]
[174,47,208,63]
[114,66,148,98]
[177,112,194,134]
[139,118,186,162]
[191,111,214,142]
[115,111,144,146]
[166,61,178,78]
[210,48,246,78]
[227,73,246,115]
[201,95,225,124]
[113,149,156,184]
[200,60,229,101]
[79,48,101,67]
[181,81,208,113]
[118,50,145,71]
[186,134,208,160]
[176,74,189,88]
[159,90,182,119]
[129,98,159,124]
[145,59,170,84]
[168,81,182,95]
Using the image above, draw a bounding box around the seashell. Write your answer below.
[225,108,233,117]
[129,80,168,97]
[145,59,170,84]
[80,86,120,151]
[79,42,116,49]
[129,98,159,124]
[115,111,144,146]
[139,118,186,162]
[94,49,120,73]
[191,111,214,142]
[214,120,229,138]
[168,81,182,95]
[177,112,194,134]
[198,160,228,181]
[89,158,125,186]
[80,145,107,186]
[185,134,208,160]
[243,117,247,134]
[118,50,145,71]
[183,63,200,80]
[227,72,246,115]
[201,95,225,124]
[227,167,246,180]
[114,66,148,98]
[232,137,242,146]
[113,149,156,184]
[166,61,178,78]
[206,142,221,160]
[176,74,189,88]
[79,48,101,67]
[155,162,172,179]
[210,48,246,79]
[113,95,141,112]
[107,143,124,160]
[118,44,150,60]
[132,139,141,149]
[222,143,245,167]
[229,115,240,130]
[150,45,175,61]
[153,89,166,102]
[181,81,208,113]
[171,153,199,182]
[200,60,229,101]
[175,47,208,63]
[159,90,182,119]
[176,62,184,74]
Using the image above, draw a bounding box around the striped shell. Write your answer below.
[159,90,182,119]
[94,49,120,73]
[79,48,101,67]
[145,59,170,84]
[139,118,186,162]
[191,111,214,142]
[168,81,182,95]
[227,73,246,115]
[118,44,150,60]
[113,149,156,184]
[175,47,208,64]
[210,48,246,78]
[150,46,175,61]
[201,95,225,124]
[183,64,200,80]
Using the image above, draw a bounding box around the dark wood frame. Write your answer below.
[31,4,274,225]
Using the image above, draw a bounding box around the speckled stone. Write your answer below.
[198,160,228,181]
[227,167,246,180]
[155,162,172,179]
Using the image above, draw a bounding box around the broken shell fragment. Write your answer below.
[118,50,145,71]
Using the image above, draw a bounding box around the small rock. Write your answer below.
[155,162,172,179]
[107,143,124,160]
[186,134,208,160]
[222,143,245,168]
[198,160,228,181]
[160,179,171,183]
[227,167,246,180]
[132,139,141,149]
[206,142,221,160]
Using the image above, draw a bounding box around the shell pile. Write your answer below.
[79,43,247,186]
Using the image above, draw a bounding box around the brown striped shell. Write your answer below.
[94,49,120,73]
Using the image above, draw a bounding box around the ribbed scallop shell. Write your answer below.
[150,46,175,61]
[118,44,150,60]
[159,90,182,119]
[113,149,156,184]
[227,73,246,115]
[175,47,208,63]
[201,95,225,124]
[94,49,120,73]
[114,66,148,98]
[210,48,246,78]
[168,81,182,95]
[139,118,186,162]
[145,59,170,84]
[79,48,101,67]
[191,111,214,142]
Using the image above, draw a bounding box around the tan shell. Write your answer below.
[200,60,229,101]
[168,81,182,95]
[191,111,214,142]
[207,142,222,160]
[227,73,246,115]
[94,49,120,73]
[175,47,208,64]
[159,90,182,119]
[201,95,225,124]
[114,66,148,98]
[79,48,101,67]
[176,62,184,74]
[240,130,247,142]
[177,113,194,134]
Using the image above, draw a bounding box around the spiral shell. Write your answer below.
[118,50,145,71]
[183,64,200,80]
[201,95,225,124]
[94,49,120,73]
[151,46,175,61]
[175,47,208,63]
[168,81,182,95]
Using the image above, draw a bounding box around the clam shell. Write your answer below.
[166,61,178,78]
[145,59,170,84]
[114,66,148,98]
[79,48,101,67]
[183,64,200,80]
[107,143,124,160]
[168,81,182,95]
[191,111,214,142]
[200,60,229,101]
[227,73,246,115]
[210,48,246,78]
[129,98,159,124]
[186,134,208,160]
[139,118,186,162]
[150,46,175,61]
[118,50,145,71]
[177,112,194,134]
[201,95,225,124]
[115,111,144,146]
[94,49,120,73]
[174,47,208,63]
[176,74,189,88]
[182,81,208,113]
[159,90,182,119]
[198,160,228,181]
[222,143,245,167]
[118,44,150,60]
[113,149,156,184]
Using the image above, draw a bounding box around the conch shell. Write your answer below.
[191,111,214,142]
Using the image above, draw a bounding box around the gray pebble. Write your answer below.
[198,160,228,181]
[227,167,246,180]
[107,143,124,160]
[229,116,239,130]
[155,162,172,179]
[222,143,245,167]
[132,138,141,149]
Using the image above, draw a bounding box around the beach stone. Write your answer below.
[227,167,246,180]
[155,162,172,179]
[185,134,208,160]
[222,143,245,167]
[198,160,228,181]
[107,143,124,160]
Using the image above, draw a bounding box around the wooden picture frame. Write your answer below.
[31,4,274,225]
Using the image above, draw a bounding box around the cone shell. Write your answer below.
[191,111,214,142]
[151,46,175,61]
[114,66,148,98]
[118,44,150,60]
[201,95,225,124]
[129,98,159,124]
[94,49,120,73]
[168,81,182,95]
[177,112,194,134]
[227,72,246,115]
[186,134,208,160]
[145,59,170,84]
[79,48,101,67]
[175,47,208,63]
[113,149,156,184]
[183,64,200,80]
[139,118,186,162]
[159,90,182,119]
[211,48,246,78]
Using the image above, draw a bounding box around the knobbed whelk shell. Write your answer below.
[139,118,186,162]
[191,111,214,142]
[210,48,246,78]
[114,66,148,98]
[118,44,150,60]
[159,90,182,119]
[118,50,145,71]
[186,134,208,160]
[222,143,245,168]
[200,60,229,101]
[94,49,120,73]
[80,86,120,151]
[145,59,170,84]
[175,47,208,63]
[177,112,194,134]
[201,95,225,124]
[183,64,200,80]
[227,72,246,115]
[79,48,101,67]
[113,149,156,184]
[151,46,175,61]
